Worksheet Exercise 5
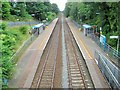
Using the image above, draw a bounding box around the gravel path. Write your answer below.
[61,14,69,88]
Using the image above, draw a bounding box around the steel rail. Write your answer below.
[51,19,61,88]
[34,19,60,89]
[64,18,86,88]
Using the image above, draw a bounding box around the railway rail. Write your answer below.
[31,16,93,88]
[64,18,93,88]
[31,18,61,88]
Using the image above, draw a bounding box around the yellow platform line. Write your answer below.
[70,26,93,60]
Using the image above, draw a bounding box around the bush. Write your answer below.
[0,23,7,30]
[19,26,28,34]
[47,12,56,22]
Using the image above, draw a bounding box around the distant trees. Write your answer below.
[2,2,59,21]
[26,2,59,21]
[51,3,59,14]
[64,2,120,50]
[2,2,11,20]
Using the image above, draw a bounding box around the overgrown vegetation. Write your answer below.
[64,2,120,51]
[1,23,31,88]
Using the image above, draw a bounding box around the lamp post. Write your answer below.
[96,12,102,35]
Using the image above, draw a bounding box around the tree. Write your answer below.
[64,2,120,51]
[51,3,59,14]
[2,2,11,20]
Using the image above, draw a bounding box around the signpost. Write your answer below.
[110,36,119,53]
[100,35,106,51]
[110,36,119,39]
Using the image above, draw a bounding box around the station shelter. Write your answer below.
[82,24,93,36]
[32,23,44,35]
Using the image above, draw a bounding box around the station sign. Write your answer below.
[100,35,106,46]
[110,36,119,39]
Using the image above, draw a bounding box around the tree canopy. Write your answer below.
[64,2,120,51]
[2,2,59,21]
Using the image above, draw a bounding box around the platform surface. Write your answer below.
[66,18,109,88]
[9,18,58,88]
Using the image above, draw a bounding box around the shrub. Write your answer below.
[19,26,28,34]
[0,23,7,30]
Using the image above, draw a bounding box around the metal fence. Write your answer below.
[94,50,120,89]
[71,19,120,66]
[11,34,37,63]
[91,34,120,67]
[8,21,39,27]
[72,20,81,28]
[10,20,52,63]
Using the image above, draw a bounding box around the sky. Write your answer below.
[50,0,67,11]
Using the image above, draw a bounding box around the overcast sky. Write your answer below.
[50,0,67,11]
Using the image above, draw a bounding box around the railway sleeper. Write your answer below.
[71,74,82,77]
[71,80,84,83]
[70,68,79,71]
[71,77,83,80]
[43,72,53,75]
[72,83,85,87]
[39,84,51,88]
[42,75,52,78]
[70,71,80,74]
[40,81,52,84]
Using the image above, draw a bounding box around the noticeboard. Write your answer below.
[100,35,106,46]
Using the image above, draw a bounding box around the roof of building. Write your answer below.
[83,24,92,28]
[32,23,43,29]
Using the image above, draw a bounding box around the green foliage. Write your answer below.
[0,33,15,87]
[64,2,120,51]
[1,24,30,88]
[0,23,7,30]
[64,2,71,17]
[2,2,11,20]
[26,2,59,21]
[47,12,56,21]
[51,3,59,14]
[19,26,28,34]
[2,2,59,21]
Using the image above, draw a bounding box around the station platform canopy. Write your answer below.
[32,23,43,29]
[83,24,92,29]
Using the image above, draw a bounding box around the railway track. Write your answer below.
[31,15,93,88]
[31,18,61,88]
[64,18,93,88]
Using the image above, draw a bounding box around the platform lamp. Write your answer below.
[96,12,102,35]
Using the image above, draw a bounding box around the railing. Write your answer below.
[11,34,37,63]
[91,34,120,67]
[10,20,52,63]
[72,20,81,28]
[71,19,120,66]
[8,21,39,27]
[94,50,120,89]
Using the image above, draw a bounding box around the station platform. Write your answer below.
[9,18,58,88]
[66,18,109,88]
